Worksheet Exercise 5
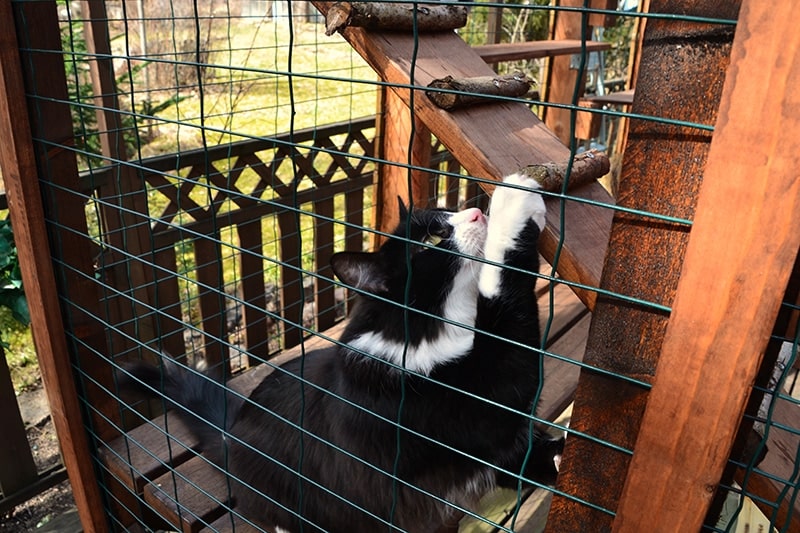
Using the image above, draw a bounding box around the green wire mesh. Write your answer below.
[4,1,798,532]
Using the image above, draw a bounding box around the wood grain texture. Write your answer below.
[612,1,800,530]
[0,2,109,531]
[545,1,741,531]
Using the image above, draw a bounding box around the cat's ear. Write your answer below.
[397,196,409,220]
[330,252,390,294]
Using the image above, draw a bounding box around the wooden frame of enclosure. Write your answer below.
[0,1,798,532]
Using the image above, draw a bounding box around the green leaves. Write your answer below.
[0,217,29,327]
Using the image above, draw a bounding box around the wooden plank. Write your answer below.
[237,220,269,367]
[542,0,593,146]
[588,0,619,28]
[144,455,230,533]
[612,1,800,530]
[82,1,159,355]
[581,89,635,106]
[545,2,741,530]
[373,85,432,240]
[277,210,303,350]
[473,40,611,64]
[194,238,227,376]
[99,413,201,493]
[310,1,613,311]
[205,512,262,533]
[152,245,191,361]
[314,195,337,331]
[538,313,591,424]
[0,344,38,495]
[0,2,112,531]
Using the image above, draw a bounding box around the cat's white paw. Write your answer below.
[479,173,545,298]
[489,173,546,232]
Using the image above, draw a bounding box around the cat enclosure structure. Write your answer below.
[0,0,798,531]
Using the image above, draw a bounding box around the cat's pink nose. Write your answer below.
[464,208,484,223]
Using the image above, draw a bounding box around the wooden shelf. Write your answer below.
[473,39,612,64]
[581,88,635,106]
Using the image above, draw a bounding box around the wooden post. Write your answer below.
[0,2,110,531]
[82,1,160,357]
[543,0,615,146]
[612,1,800,529]
[373,86,432,242]
[544,1,741,531]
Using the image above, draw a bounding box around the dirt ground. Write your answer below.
[0,386,79,533]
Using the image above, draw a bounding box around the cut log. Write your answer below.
[324,2,468,36]
[425,72,533,111]
[519,150,610,193]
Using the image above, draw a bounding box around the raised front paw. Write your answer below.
[489,173,546,232]
[479,173,545,298]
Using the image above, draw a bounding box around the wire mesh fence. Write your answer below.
[1,1,798,532]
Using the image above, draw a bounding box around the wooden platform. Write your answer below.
[99,262,591,533]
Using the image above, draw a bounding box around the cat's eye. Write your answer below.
[422,234,443,247]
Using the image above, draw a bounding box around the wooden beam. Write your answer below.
[82,1,160,355]
[0,2,109,531]
[472,40,611,64]
[545,1,741,531]
[0,345,38,495]
[373,86,432,241]
[612,1,800,530]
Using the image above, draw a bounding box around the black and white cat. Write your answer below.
[123,173,561,533]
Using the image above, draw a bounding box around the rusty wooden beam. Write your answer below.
[613,1,800,529]
[544,1,741,531]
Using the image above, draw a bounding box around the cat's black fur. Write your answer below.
[122,176,561,532]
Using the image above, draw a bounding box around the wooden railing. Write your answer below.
[0,116,468,515]
[84,116,463,377]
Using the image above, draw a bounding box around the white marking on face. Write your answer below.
[479,173,545,299]
[448,207,487,258]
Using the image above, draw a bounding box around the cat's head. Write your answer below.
[330,202,487,305]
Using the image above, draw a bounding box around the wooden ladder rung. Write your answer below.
[144,455,231,533]
[473,40,612,64]
[99,412,201,494]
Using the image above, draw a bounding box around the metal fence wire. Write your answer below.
[3,1,799,532]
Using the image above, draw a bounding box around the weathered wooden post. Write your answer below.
[545,1,741,530]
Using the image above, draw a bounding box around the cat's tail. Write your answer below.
[118,357,243,462]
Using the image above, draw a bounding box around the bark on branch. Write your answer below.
[324,2,469,36]
[519,149,610,193]
[426,72,534,111]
